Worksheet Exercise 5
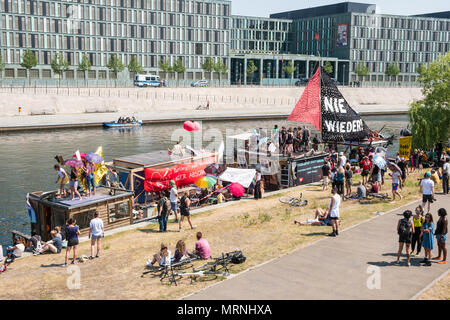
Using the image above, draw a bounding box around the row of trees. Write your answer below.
[354,61,411,84]
[0,49,232,85]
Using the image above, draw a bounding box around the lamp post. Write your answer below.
[343,64,346,86]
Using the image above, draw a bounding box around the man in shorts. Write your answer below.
[420,172,435,214]
[169,180,179,223]
[89,211,104,259]
[321,160,331,191]
[327,188,341,237]
[34,230,62,255]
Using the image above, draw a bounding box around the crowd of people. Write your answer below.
[272,125,322,157]
[117,116,138,123]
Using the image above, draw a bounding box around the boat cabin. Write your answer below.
[28,187,134,241]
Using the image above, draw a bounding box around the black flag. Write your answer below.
[320,68,370,142]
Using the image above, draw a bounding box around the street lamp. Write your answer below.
[343,64,346,86]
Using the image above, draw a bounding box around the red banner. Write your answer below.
[144,156,215,192]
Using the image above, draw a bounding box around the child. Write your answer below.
[54,164,69,198]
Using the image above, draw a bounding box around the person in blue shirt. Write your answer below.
[420,213,434,267]
[34,230,62,255]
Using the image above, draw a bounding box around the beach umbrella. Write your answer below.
[192,122,200,131]
[204,163,227,176]
[388,162,401,173]
[228,182,245,197]
[195,176,217,189]
[373,154,387,170]
[72,152,87,160]
[183,121,195,132]
[64,159,84,168]
[85,152,104,164]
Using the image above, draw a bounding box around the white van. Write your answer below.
[134,74,161,87]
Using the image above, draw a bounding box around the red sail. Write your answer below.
[287,67,321,131]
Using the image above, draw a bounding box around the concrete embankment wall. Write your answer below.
[0,87,422,117]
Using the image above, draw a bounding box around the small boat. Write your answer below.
[102,121,143,128]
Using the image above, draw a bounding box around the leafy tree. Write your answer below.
[323,61,333,76]
[409,52,450,149]
[416,64,427,77]
[78,54,91,85]
[385,62,401,84]
[246,60,258,85]
[354,62,369,86]
[106,53,125,86]
[283,61,297,78]
[214,59,228,86]
[128,55,144,79]
[158,59,172,80]
[202,57,215,80]
[172,59,186,84]
[20,49,38,85]
[51,53,70,87]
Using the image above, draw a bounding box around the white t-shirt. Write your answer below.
[58,168,67,179]
[392,171,402,184]
[443,162,450,174]
[90,218,104,237]
[155,250,172,266]
[13,243,25,257]
[420,178,434,195]
[339,156,347,168]
[170,187,178,203]
[328,194,341,218]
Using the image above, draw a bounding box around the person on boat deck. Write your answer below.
[83,160,96,197]
[34,230,62,255]
[147,243,172,267]
[69,167,83,201]
[294,208,331,226]
[169,140,184,157]
[132,116,137,122]
[54,164,69,198]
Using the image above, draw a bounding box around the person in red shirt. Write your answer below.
[360,156,372,185]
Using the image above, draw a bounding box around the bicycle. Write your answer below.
[279,193,308,207]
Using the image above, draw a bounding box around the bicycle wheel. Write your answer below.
[279,196,293,204]
[193,262,216,272]
[290,199,301,207]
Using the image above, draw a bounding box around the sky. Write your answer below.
[231,0,449,18]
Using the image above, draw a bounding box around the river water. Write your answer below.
[0,114,408,248]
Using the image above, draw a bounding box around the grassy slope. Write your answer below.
[1,171,446,300]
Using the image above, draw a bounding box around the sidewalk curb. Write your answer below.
[410,268,450,300]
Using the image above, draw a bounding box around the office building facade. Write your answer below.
[0,0,231,83]
[0,1,448,86]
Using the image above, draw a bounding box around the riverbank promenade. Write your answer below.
[186,194,450,300]
[0,105,409,132]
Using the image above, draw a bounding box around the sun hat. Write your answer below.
[170,180,176,187]
[425,172,431,177]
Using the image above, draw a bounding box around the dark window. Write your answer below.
[195,43,203,55]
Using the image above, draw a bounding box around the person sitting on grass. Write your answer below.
[34,230,62,255]
[147,243,172,267]
[294,208,331,226]
[173,240,191,263]
[346,181,367,200]
[193,232,211,260]
[4,238,25,264]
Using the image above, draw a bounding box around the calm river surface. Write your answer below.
[0,114,408,247]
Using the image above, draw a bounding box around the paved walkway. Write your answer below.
[0,105,408,131]
[185,194,450,300]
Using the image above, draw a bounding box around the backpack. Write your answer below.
[231,251,246,264]
[398,218,411,237]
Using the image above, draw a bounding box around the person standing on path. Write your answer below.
[64,218,81,267]
[158,191,170,232]
[89,211,104,259]
[389,165,403,201]
[433,208,448,264]
[179,192,196,232]
[411,205,424,256]
[321,160,331,191]
[327,188,341,237]
[169,180,179,223]
[396,210,414,266]
[420,172,435,214]
[442,158,450,194]
[420,213,434,267]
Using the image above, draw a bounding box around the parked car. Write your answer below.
[294,78,309,86]
[191,80,209,87]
